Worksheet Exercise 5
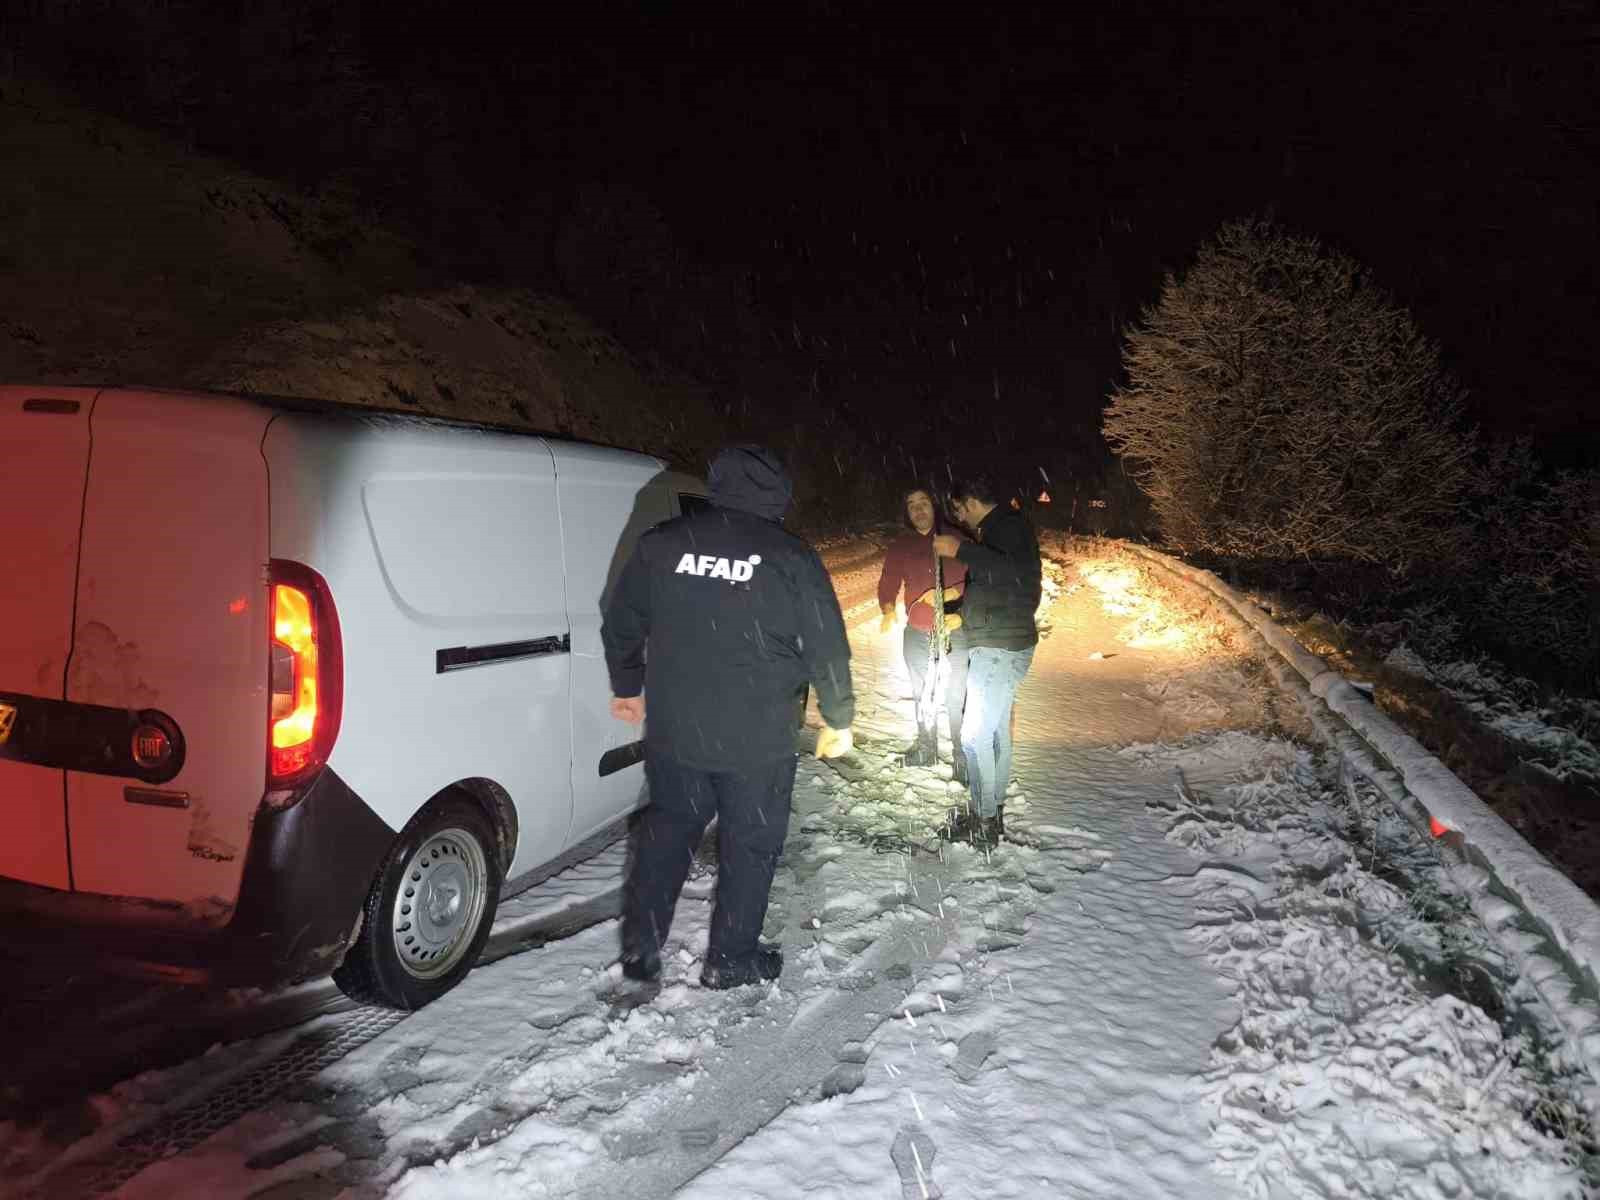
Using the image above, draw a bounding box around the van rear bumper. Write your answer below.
[0,766,394,986]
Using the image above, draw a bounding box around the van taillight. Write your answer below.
[267,561,343,788]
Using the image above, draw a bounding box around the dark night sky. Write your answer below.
[13,1,1599,465]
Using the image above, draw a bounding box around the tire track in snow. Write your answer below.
[570,909,959,1199]
[380,804,1067,1200]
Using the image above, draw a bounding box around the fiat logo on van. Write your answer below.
[132,723,173,769]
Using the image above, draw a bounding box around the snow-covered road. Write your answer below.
[4,542,1588,1199]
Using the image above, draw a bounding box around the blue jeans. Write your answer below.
[903,624,969,746]
[961,645,1036,817]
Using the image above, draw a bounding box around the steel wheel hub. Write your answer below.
[391,827,489,980]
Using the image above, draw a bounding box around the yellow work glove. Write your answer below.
[944,613,963,632]
[816,725,854,759]
[879,606,896,635]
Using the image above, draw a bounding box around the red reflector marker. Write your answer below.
[1429,815,1450,838]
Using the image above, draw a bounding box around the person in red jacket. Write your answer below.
[877,487,970,779]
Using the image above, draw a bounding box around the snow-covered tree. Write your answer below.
[1103,219,1473,573]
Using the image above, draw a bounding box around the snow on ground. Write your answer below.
[1147,738,1585,1198]
[9,542,1592,1199]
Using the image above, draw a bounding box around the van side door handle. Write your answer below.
[435,634,571,674]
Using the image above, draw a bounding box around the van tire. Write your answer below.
[333,796,502,1010]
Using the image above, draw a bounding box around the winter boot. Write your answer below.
[946,805,976,842]
[902,724,938,767]
[700,944,783,990]
[620,951,661,983]
[966,812,1004,851]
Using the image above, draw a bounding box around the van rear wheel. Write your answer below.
[333,797,502,1010]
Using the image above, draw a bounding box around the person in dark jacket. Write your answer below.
[876,487,970,778]
[933,476,1041,846]
[602,445,855,990]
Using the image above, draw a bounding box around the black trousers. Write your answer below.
[623,752,798,969]
[903,624,969,745]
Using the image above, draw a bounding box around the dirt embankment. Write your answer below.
[0,72,963,534]
[0,74,722,469]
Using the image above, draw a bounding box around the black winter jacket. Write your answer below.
[602,447,855,770]
[955,506,1041,651]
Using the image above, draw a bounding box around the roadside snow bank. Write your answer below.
[1142,736,1588,1198]
[1120,542,1600,1086]
[1078,560,1201,651]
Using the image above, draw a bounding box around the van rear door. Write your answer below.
[0,386,96,889]
[550,446,671,841]
[64,390,270,915]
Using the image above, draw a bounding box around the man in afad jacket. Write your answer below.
[602,446,855,989]
[933,476,1041,846]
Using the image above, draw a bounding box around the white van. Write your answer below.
[0,385,708,1009]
